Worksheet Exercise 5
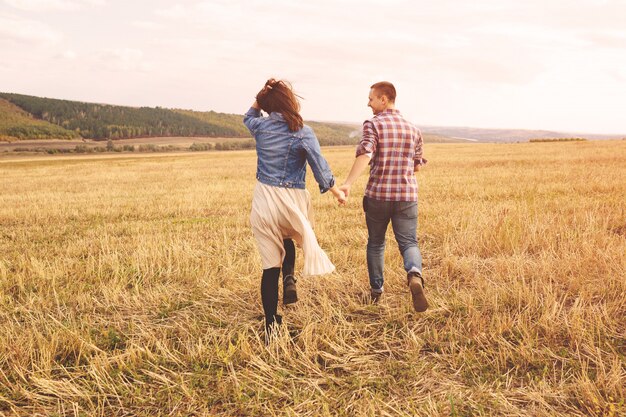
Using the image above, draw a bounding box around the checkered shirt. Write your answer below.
[355,109,425,201]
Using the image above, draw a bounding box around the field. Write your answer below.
[0,141,624,416]
[0,134,460,155]
[0,137,251,153]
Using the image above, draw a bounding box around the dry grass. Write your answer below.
[0,141,624,416]
[0,137,249,153]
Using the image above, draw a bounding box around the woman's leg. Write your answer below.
[261,267,281,333]
[282,239,298,304]
[282,239,295,277]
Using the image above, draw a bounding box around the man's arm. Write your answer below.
[340,120,378,198]
[413,128,426,172]
[339,154,371,198]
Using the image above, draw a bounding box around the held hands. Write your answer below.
[337,190,347,206]
[339,184,351,199]
[330,185,347,206]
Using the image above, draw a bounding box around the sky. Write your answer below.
[1,0,626,134]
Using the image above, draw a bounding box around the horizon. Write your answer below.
[1,0,625,135]
[4,89,625,137]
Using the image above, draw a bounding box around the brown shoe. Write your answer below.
[283,275,298,305]
[370,289,382,304]
[408,272,428,312]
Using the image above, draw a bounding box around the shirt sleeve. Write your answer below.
[243,107,263,135]
[356,120,378,157]
[413,128,427,167]
[301,127,336,193]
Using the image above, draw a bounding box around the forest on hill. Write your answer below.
[0,93,358,145]
[0,98,79,140]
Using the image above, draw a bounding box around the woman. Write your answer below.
[244,79,345,339]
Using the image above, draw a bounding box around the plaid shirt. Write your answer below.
[356,109,425,201]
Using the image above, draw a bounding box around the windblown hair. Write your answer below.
[370,81,396,103]
[256,79,304,132]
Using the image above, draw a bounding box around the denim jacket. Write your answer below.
[243,107,335,193]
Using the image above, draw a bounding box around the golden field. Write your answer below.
[0,141,624,416]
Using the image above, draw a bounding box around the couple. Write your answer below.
[244,79,428,339]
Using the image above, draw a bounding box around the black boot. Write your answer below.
[283,275,298,305]
[282,239,298,305]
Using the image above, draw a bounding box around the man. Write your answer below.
[340,81,428,312]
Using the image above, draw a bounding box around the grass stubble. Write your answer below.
[0,141,624,416]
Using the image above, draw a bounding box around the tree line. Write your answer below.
[0,93,359,146]
[0,97,79,140]
[0,93,250,139]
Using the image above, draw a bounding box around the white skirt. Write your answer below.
[250,182,335,277]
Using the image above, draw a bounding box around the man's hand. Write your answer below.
[339,184,351,199]
[336,190,347,206]
[330,185,347,206]
[414,158,427,173]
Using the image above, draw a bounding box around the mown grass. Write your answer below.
[0,141,624,416]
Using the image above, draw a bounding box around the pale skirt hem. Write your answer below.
[250,182,335,277]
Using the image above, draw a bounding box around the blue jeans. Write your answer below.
[363,196,423,293]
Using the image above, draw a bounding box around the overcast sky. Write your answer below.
[1,0,625,134]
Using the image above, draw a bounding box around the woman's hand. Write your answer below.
[255,79,278,108]
[258,79,277,95]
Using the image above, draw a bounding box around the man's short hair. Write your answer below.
[370,81,396,103]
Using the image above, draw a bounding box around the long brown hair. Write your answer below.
[256,79,304,132]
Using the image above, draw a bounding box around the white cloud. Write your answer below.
[0,13,62,45]
[2,0,105,12]
[585,31,626,49]
[608,69,626,82]
[154,4,189,19]
[58,49,77,59]
[96,48,153,72]
[1,0,625,133]
[132,20,161,30]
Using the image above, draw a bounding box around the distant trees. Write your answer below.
[189,142,213,151]
[189,140,255,151]
[0,97,79,140]
[0,92,359,146]
[174,109,250,137]
[3,125,78,139]
[214,140,255,151]
[529,138,587,142]
[0,93,251,140]
[307,122,359,146]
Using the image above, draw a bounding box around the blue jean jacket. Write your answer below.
[244,107,335,193]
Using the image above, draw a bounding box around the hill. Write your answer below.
[0,92,252,140]
[0,92,465,147]
[176,110,360,146]
[420,125,625,142]
[0,98,79,140]
[0,92,361,146]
